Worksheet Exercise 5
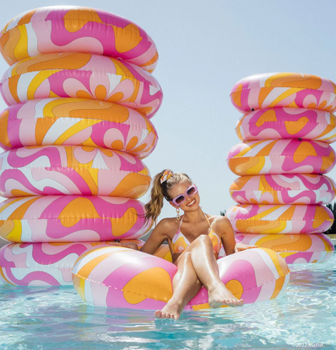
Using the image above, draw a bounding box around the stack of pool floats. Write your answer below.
[0,6,167,286]
[227,73,336,265]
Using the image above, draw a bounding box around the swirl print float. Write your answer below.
[0,6,162,287]
[227,73,336,264]
[72,246,290,310]
[0,98,158,159]
[0,6,159,72]
[0,146,151,198]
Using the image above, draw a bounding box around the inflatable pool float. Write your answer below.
[0,52,163,118]
[0,98,158,159]
[0,241,113,285]
[0,145,151,198]
[0,195,152,242]
[235,233,334,264]
[226,204,333,235]
[72,246,290,310]
[230,73,336,113]
[236,108,336,143]
[227,139,336,176]
[0,240,171,286]
[0,6,158,72]
[229,174,336,205]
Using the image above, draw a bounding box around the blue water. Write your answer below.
[1,253,336,350]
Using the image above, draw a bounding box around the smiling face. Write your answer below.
[168,180,200,211]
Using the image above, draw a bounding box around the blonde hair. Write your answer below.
[141,169,192,226]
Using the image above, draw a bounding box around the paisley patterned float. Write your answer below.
[72,246,290,310]
[229,174,336,205]
[0,195,152,242]
[0,6,158,72]
[236,108,336,143]
[0,98,158,158]
[226,204,333,235]
[0,52,163,118]
[0,145,151,198]
[227,139,336,176]
[234,233,334,265]
[230,73,336,113]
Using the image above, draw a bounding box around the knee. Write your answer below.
[194,234,212,246]
[182,251,192,261]
[177,251,192,266]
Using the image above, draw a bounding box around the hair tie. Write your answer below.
[160,170,173,184]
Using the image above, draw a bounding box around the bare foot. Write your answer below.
[208,283,244,308]
[154,298,184,320]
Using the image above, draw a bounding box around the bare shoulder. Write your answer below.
[210,215,232,230]
[151,217,180,240]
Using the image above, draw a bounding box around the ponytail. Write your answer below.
[140,169,192,226]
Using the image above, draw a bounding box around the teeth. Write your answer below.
[187,199,195,206]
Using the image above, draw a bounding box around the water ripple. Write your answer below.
[0,255,335,349]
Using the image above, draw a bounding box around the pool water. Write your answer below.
[1,253,336,350]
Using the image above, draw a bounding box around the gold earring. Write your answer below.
[176,207,181,220]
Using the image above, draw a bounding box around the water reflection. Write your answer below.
[0,256,335,349]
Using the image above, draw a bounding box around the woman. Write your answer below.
[137,169,258,320]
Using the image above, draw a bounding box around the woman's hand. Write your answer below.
[121,242,138,250]
[234,242,258,253]
[108,242,138,250]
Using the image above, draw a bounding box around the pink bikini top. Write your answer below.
[170,212,223,254]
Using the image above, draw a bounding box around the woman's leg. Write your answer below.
[154,252,202,320]
[155,235,244,319]
[188,235,244,308]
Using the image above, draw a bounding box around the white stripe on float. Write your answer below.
[72,246,128,272]
[26,23,40,57]
[0,197,32,219]
[255,278,276,302]
[43,117,83,144]
[17,71,40,102]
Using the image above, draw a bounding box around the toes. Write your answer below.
[224,298,244,307]
[232,299,243,306]
[154,310,162,318]
[154,308,181,320]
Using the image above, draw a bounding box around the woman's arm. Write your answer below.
[213,216,237,256]
[140,219,170,255]
[213,216,258,255]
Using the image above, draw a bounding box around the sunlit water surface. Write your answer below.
[1,253,336,350]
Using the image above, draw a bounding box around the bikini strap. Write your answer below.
[178,214,184,228]
[203,212,212,228]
